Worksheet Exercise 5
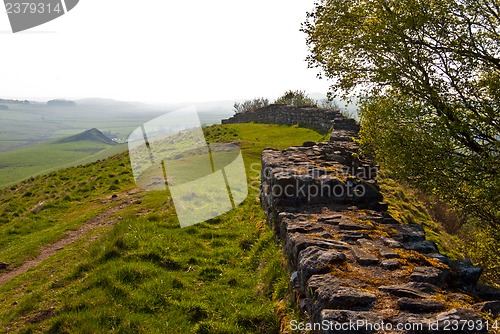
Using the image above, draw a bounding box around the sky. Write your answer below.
[0,0,331,104]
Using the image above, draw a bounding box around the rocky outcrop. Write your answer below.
[222,104,347,133]
[260,113,499,333]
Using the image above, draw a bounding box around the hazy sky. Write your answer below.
[0,0,331,104]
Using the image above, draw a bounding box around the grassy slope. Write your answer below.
[379,173,500,288]
[0,140,128,188]
[0,103,161,151]
[0,124,327,334]
[377,172,464,260]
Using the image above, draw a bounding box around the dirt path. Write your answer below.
[0,190,141,286]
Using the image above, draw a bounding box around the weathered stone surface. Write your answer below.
[319,310,383,334]
[352,247,379,266]
[410,267,448,286]
[314,286,377,311]
[298,246,346,287]
[379,246,400,259]
[340,232,368,242]
[432,309,487,333]
[334,117,360,131]
[381,259,401,270]
[356,239,378,250]
[397,297,446,313]
[390,313,431,333]
[379,284,428,298]
[381,214,400,224]
[339,221,374,231]
[404,240,439,254]
[375,202,389,211]
[448,259,483,289]
[285,233,351,266]
[303,141,317,147]
[395,224,426,242]
[428,253,449,264]
[405,282,440,294]
[476,300,500,316]
[475,284,500,301]
[306,274,340,298]
[282,219,325,236]
[317,215,342,223]
[380,237,404,248]
[330,130,357,143]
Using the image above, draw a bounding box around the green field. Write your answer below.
[0,100,233,188]
[0,102,165,152]
[0,140,128,188]
[0,124,327,333]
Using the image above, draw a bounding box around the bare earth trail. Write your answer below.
[0,189,142,286]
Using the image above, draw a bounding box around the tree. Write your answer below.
[233,97,269,114]
[274,90,317,106]
[302,0,500,225]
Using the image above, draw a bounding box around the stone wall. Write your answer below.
[222,104,345,133]
[259,113,499,333]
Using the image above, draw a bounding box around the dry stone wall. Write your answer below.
[258,114,499,333]
[222,104,343,133]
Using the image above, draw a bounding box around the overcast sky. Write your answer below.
[0,0,331,104]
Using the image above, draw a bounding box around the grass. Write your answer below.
[0,103,162,151]
[379,171,500,289]
[377,170,465,261]
[0,123,325,333]
[0,140,128,188]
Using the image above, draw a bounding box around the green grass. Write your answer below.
[0,140,128,188]
[377,171,464,260]
[0,103,163,151]
[0,123,325,333]
[379,171,500,288]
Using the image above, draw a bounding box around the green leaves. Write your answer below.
[304,0,500,226]
[273,90,317,106]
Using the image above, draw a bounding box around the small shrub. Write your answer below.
[317,98,339,110]
[274,90,316,107]
[233,97,269,114]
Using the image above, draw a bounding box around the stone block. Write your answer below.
[410,267,449,286]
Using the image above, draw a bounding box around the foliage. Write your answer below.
[273,90,317,107]
[317,98,359,120]
[317,98,339,110]
[462,223,500,287]
[233,97,269,114]
[302,0,500,227]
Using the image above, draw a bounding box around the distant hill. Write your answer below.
[56,128,117,145]
[47,99,76,107]
[0,98,30,104]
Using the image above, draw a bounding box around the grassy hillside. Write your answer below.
[56,128,117,145]
[0,124,327,333]
[0,101,232,153]
[0,102,162,152]
[0,131,127,188]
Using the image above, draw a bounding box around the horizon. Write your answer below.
[0,92,330,106]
